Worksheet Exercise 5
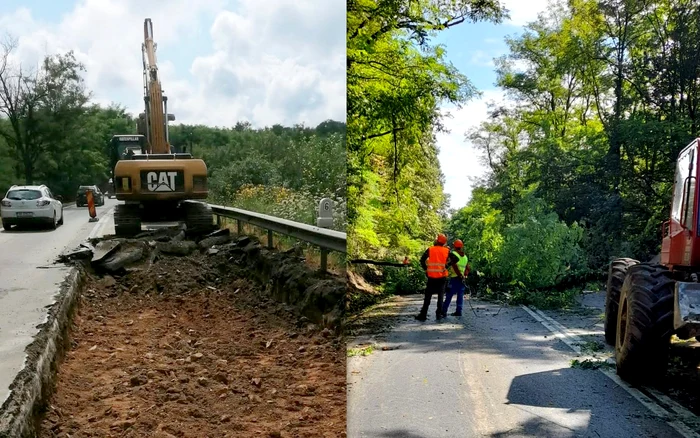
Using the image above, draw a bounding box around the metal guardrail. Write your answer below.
[208,203,346,272]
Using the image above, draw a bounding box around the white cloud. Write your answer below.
[436,89,510,209]
[435,0,551,210]
[501,0,550,26]
[469,50,495,67]
[0,0,346,128]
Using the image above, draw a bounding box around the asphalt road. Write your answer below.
[0,198,117,406]
[347,296,687,438]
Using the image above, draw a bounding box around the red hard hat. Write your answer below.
[453,239,463,248]
[436,234,447,245]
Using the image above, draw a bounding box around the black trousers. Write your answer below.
[418,277,447,317]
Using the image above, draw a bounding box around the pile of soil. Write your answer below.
[40,237,346,437]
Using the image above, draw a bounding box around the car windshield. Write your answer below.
[6,189,42,200]
[78,186,94,193]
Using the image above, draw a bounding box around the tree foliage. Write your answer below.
[347,0,508,260]
[169,123,346,230]
[449,0,700,297]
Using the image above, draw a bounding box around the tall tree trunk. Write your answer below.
[23,157,33,184]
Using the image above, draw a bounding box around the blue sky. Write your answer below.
[430,0,550,210]
[0,0,346,128]
[434,22,513,91]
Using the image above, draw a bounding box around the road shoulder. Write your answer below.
[530,290,700,435]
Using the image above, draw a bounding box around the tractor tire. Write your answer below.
[605,258,639,345]
[615,263,674,384]
[114,204,142,237]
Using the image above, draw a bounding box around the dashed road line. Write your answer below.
[522,304,700,438]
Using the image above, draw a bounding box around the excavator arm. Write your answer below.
[141,18,172,154]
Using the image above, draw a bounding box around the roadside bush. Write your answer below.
[494,196,587,290]
[212,184,346,232]
[448,192,588,308]
[385,259,426,295]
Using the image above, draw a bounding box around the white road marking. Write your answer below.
[87,207,115,240]
[522,304,700,438]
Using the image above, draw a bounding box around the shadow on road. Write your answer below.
[487,416,584,438]
[373,430,430,438]
[349,293,575,362]
[487,366,688,437]
[1,224,56,234]
[505,367,600,411]
[348,290,700,437]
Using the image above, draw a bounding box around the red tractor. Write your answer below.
[605,138,700,383]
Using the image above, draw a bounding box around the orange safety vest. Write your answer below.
[426,245,450,278]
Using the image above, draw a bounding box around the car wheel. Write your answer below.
[57,207,64,225]
[49,212,57,230]
[2,220,10,231]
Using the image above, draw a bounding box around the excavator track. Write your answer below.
[182,201,215,235]
[114,204,142,236]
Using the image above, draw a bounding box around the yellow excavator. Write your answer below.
[110,18,214,236]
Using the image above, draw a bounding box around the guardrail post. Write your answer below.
[216,214,221,227]
[237,219,242,235]
[317,198,333,273]
[320,249,328,272]
[267,229,274,249]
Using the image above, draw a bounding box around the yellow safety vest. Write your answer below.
[448,251,468,277]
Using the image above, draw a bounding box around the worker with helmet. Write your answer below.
[416,233,462,321]
[442,239,470,317]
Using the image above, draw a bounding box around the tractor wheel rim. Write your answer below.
[618,296,629,350]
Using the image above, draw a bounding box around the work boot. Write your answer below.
[415,314,427,321]
[451,312,462,317]
[436,312,445,320]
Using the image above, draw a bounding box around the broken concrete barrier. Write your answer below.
[156,240,197,256]
[217,238,345,330]
[98,243,146,273]
[198,235,231,250]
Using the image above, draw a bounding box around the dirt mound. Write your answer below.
[41,233,346,437]
[61,228,345,330]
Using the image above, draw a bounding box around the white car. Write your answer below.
[1,185,64,230]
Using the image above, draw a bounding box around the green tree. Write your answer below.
[0,40,90,185]
[347,0,507,259]
[452,0,700,294]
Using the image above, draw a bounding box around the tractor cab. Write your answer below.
[661,138,700,268]
[605,137,700,385]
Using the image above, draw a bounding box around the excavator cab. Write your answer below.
[110,135,145,163]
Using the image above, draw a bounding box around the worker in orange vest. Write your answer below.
[415,233,462,321]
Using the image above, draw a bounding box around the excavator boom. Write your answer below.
[142,18,169,154]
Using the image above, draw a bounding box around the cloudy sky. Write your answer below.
[0,0,346,128]
[433,0,550,210]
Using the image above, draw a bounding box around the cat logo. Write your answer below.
[146,171,177,191]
